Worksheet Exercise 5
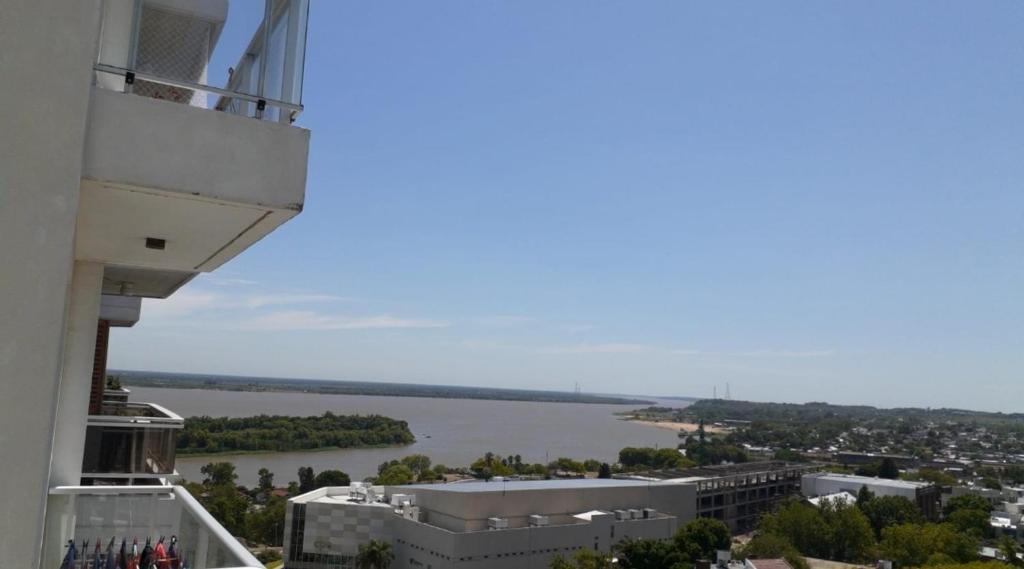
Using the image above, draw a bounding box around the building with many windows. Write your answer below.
[285,479,695,569]
[619,462,819,533]
[1,0,310,566]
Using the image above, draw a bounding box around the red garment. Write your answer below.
[154,539,169,569]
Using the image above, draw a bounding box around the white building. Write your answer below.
[801,473,941,520]
[285,479,696,569]
[1,0,310,567]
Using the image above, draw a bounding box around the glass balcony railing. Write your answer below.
[82,402,183,480]
[94,0,309,123]
[47,486,261,569]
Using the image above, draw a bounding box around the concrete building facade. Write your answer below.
[285,479,695,569]
[1,0,309,566]
[621,462,819,533]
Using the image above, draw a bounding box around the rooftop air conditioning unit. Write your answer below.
[488,517,509,530]
[529,515,549,527]
[614,510,627,521]
[642,508,656,519]
[628,509,641,520]
[390,494,408,506]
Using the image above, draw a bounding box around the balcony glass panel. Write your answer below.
[82,402,183,478]
[94,0,308,123]
[48,486,261,569]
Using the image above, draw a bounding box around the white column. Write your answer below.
[0,1,103,566]
[40,262,104,569]
[50,261,105,486]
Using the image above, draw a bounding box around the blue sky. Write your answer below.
[110,1,1024,412]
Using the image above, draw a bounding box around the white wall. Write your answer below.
[0,1,104,566]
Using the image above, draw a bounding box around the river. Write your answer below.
[129,386,688,486]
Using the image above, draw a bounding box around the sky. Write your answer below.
[109,1,1024,412]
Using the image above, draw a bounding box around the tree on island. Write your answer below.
[598,463,612,479]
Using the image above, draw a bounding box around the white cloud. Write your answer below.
[138,284,441,333]
[671,348,836,358]
[538,343,654,355]
[241,293,353,308]
[239,311,450,331]
[471,315,536,327]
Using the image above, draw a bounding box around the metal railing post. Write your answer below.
[255,0,273,119]
[125,0,143,94]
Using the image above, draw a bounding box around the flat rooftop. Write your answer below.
[623,461,813,481]
[807,472,931,490]
[410,478,658,493]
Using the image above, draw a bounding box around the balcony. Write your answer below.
[46,486,261,569]
[78,0,310,297]
[82,402,183,482]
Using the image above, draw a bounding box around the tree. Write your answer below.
[998,536,1021,566]
[739,533,809,569]
[355,539,394,569]
[200,462,238,487]
[759,499,831,559]
[879,458,900,479]
[246,495,286,546]
[616,538,685,569]
[298,466,316,493]
[675,517,730,561]
[859,495,924,538]
[549,549,612,569]
[400,454,432,476]
[257,468,274,492]
[856,485,875,509]
[313,469,351,489]
[598,463,612,479]
[943,494,992,517]
[879,523,978,568]
[199,484,249,535]
[820,499,875,563]
[583,459,602,472]
[947,507,991,538]
[906,468,956,486]
[377,464,414,486]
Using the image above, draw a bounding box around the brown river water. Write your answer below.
[129,386,688,486]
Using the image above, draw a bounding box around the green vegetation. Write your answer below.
[551,518,730,569]
[355,539,394,569]
[178,412,414,454]
[746,488,1000,568]
[116,369,653,405]
[550,549,613,569]
[618,447,691,470]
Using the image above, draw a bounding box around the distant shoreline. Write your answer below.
[624,419,729,434]
[176,442,412,458]
[115,370,657,406]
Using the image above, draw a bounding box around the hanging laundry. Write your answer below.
[118,537,128,569]
[58,539,77,569]
[105,537,118,569]
[153,536,168,569]
[167,535,179,569]
[140,537,153,569]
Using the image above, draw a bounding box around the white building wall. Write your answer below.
[801,474,919,501]
[0,1,104,566]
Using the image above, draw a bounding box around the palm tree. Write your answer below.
[355,539,394,569]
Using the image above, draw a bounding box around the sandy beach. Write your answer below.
[629,419,730,434]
